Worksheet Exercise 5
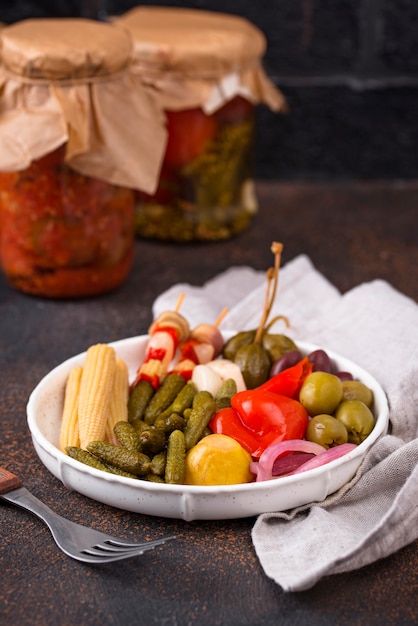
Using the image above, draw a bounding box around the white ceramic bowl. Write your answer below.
[27,334,389,521]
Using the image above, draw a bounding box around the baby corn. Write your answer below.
[78,343,117,449]
[59,365,83,452]
[105,357,129,445]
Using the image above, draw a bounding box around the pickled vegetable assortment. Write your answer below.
[60,243,377,485]
[61,335,376,485]
[135,98,256,241]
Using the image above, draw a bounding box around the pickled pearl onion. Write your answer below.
[251,440,326,482]
[289,443,357,475]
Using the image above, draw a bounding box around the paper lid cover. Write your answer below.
[1,18,132,79]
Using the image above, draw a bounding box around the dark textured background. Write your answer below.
[2,1,418,181]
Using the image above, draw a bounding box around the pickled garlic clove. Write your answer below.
[206,359,247,392]
[191,364,223,396]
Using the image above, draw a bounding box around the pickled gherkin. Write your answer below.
[66,446,138,478]
[145,474,165,483]
[101,463,139,479]
[114,421,142,451]
[138,427,166,455]
[165,430,186,484]
[215,378,237,410]
[154,412,186,435]
[150,450,167,476]
[184,390,216,450]
[156,381,197,422]
[128,379,155,425]
[65,446,112,473]
[134,118,255,242]
[132,418,152,434]
[86,441,151,475]
[144,374,186,425]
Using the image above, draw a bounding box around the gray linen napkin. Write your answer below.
[153,255,418,592]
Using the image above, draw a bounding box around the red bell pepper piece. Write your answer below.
[210,391,309,458]
[209,407,262,456]
[232,390,308,457]
[258,356,313,399]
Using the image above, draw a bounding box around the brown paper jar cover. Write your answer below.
[0,19,167,298]
[114,7,286,242]
[0,18,167,193]
[115,6,286,113]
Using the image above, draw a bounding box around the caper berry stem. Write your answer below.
[254,242,284,344]
[265,314,290,333]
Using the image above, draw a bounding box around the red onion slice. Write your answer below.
[272,452,316,476]
[252,439,326,482]
[289,443,357,475]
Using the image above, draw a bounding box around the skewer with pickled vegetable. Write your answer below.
[128,295,190,425]
[169,307,228,380]
[131,293,190,391]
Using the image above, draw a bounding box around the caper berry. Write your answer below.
[299,371,343,416]
[234,343,271,389]
[261,333,298,363]
[222,330,256,362]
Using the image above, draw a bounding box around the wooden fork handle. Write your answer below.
[0,467,23,494]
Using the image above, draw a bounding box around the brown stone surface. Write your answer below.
[0,181,417,626]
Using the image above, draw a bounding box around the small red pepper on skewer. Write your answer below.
[132,293,190,389]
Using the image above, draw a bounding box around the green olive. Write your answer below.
[305,414,348,448]
[335,400,375,445]
[299,372,343,416]
[233,343,271,389]
[222,330,256,361]
[261,333,298,363]
[341,380,374,408]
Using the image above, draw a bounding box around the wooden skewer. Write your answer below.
[174,292,185,312]
[214,307,229,328]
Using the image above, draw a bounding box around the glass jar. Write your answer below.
[135,97,256,241]
[116,7,286,242]
[0,18,165,297]
[0,146,135,298]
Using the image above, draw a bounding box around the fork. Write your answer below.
[0,467,175,563]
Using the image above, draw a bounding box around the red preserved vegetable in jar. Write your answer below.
[0,18,166,297]
[0,147,135,298]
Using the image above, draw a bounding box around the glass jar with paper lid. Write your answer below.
[115,7,287,242]
[0,18,166,298]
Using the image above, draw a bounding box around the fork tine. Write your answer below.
[75,546,166,564]
[100,536,176,550]
[81,536,176,558]
[79,543,174,563]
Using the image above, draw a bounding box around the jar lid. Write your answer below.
[1,18,132,80]
[0,18,167,193]
[116,7,267,76]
